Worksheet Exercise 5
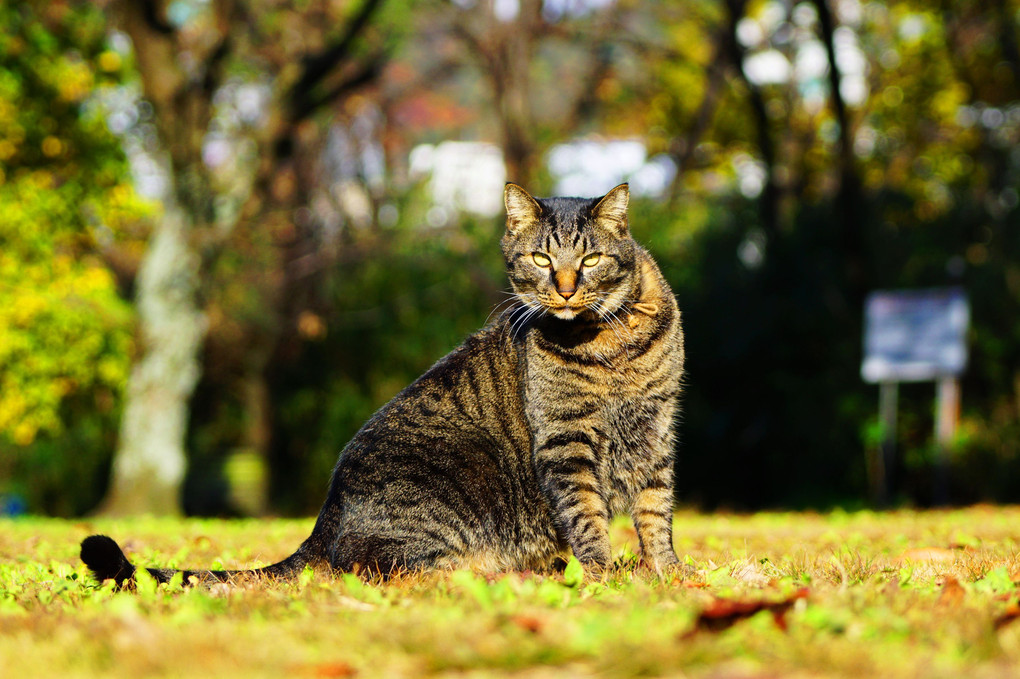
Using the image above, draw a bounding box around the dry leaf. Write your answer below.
[898,547,958,563]
[336,596,376,612]
[938,577,966,608]
[510,614,545,634]
[994,600,1020,630]
[731,561,770,587]
[299,661,357,677]
[681,580,710,589]
[687,588,809,635]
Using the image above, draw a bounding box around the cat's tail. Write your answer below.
[80,534,321,587]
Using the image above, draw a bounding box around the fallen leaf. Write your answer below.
[680,580,710,589]
[191,535,213,549]
[994,600,1020,630]
[898,547,958,563]
[336,595,376,612]
[208,583,234,598]
[509,614,545,634]
[686,588,809,635]
[298,661,357,677]
[731,561,770,587]
[939,577,966,608]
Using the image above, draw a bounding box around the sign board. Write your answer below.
[861,287,970,383]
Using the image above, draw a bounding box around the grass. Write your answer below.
[3,507,1020,678]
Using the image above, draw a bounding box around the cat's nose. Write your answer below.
[558,288,576,300]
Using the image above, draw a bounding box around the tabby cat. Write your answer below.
[80,182,685,584]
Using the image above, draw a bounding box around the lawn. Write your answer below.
[3,507,1020,678]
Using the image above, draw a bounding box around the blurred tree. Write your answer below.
[405,0,654,187]
[100,0,391,515]
[7,0,1019,515]
[642,0,1020,507]
[262,0,1020,510]
[0,0,152,514]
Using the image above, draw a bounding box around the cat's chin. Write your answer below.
[548,306,587,321]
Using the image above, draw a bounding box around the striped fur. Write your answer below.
[80,183,685,585]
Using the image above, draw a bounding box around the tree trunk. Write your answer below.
[101,185,207,516]
[98,0,386,515]
[98,0,222,516]
[813,0,865,301]
[723,0,780,239]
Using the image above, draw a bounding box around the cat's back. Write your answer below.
[337,320,531,471]
[327,321,558,565]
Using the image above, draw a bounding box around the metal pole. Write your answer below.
[873,381,898,507]
[934,376,961,505]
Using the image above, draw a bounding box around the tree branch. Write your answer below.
[291,49,390,123]
[668,25,731,198]
[287,0,387,120]
[722,0,779,238]
[139,0,175,35]
[813,0,865,296]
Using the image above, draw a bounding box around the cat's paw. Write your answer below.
[573,552,613,579]
[643,554,697,582]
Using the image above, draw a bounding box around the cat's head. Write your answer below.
[501,183,638,321]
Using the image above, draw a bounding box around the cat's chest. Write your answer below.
[522,339,678,419]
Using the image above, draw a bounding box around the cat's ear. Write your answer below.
[591,183,630,238]
[504,183,542,235]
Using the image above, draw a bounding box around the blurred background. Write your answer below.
[0,0,1018,518]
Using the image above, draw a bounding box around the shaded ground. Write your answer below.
[3,508,1020,677]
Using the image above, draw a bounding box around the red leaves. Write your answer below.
[509,614,545,634]
[994,599,1020,630]
[298,661,357,678]
[688,588,810,635]
[938,577,967,608]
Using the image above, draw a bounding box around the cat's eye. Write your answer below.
[532,253,552,267]
[581,254,601,267]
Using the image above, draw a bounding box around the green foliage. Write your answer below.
[3,0,1020,517]
[258,202,508,513]
[562,555,584,588]
[0,0,151,514]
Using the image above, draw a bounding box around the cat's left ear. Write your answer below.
[591,183,629,238]
[505,183,542,236]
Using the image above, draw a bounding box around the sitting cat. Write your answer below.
[81,182,685,584]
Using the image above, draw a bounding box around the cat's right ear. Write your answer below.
[504,183,542,236]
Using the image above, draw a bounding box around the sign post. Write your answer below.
[861,288,969,505]
[875,381,898,507]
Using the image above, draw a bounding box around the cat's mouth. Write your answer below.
[547,304,590,321]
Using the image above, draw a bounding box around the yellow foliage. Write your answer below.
[41,136,63,157]
[54,61,95,103]
[12,421,36,447]
[0,168,141,446]
[929,83,968,123]
[97,50,122,73]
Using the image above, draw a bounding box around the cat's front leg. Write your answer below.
[533,433,612,569]
[631,481,681,574]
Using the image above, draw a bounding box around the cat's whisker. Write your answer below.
[503,303,529,342]
[486,295,523,325]
[512,303,544,342]
[591,300,629,354]
[592,293,633,334]
[603,305,633,340]
[505,294,543,342]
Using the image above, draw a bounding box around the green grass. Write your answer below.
[3,508,1020,677]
